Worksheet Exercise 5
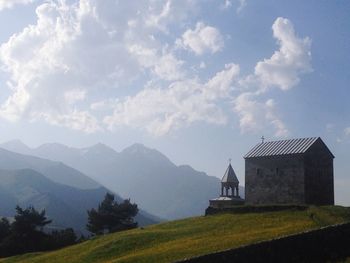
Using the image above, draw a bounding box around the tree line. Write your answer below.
[0,193,138,258]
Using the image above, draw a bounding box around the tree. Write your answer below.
[0,205,79,257]
[0,218,10,242]
[46,228,77,249]
[87,193,138,235]
[12,206,52,235]
[0,206,52,257]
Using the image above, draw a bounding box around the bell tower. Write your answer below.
[221,160,240,198]
[207,160,244,212]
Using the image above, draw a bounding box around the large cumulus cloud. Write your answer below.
[0,0,312,137]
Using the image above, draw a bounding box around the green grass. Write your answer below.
[1,206,350,263]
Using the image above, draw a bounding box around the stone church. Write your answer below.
[244,137,334,205]
[208,137,334,210]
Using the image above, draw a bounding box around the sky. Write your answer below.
[0,0,349,205]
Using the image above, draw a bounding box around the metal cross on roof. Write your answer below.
[228,158,232,164]
[261,136,265,143]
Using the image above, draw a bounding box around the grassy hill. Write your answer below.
[1,206,350,263]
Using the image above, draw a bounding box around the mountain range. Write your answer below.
[0,146,99,189]
[0,147,158,234]
[1,140,244,219]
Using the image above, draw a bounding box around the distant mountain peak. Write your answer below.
[123,143,149,153]
[122,143,163,156]
[0,139,32,154]
[122,143,175,167]
[83,142,118,156]
[2,139,27,147]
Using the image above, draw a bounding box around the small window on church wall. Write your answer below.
[276,168,279,175]
[256,168,261,175]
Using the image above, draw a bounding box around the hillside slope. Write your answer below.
[0,169,157,234]
[2,206,350,263]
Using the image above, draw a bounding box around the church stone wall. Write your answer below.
[245,155,305,205]
[304,140,334,205]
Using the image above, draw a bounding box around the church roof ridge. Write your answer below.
[244,137,328,158]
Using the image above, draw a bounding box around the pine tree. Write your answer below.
[87,193,138,235]
[0,206,52,256]
[12,206,52,234]
[0,218,10,242]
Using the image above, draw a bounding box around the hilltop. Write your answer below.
[2,206,350,263]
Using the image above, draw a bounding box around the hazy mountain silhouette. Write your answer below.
[0,169,157,234]
[0,140,243,219]
[0,147,99,189]
[0,140,32,155]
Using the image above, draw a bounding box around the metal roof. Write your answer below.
[210,196,241,201]
[222,163,239,184]
[244,137,322,158]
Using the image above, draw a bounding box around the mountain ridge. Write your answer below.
[0,168,158,234]
[0,147,100,190]
[0,140,241,219]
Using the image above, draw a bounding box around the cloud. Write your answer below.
[38,110,101,133]
[265,99,289,137]
[220,0,246,13]
[0,1,311,139]
[90,99,119,111]
[326,123,335,133]
[255,17,312,91]
[177,22,224,55]
[237,0,247,13]
[0,0,34,10]
[64,89,86,105]
[233,93,289,137]
[337,127,350,143]
[333,126,350,143]
[154,53,185,81]
[144,0,198,33]
[0,0,195,132]
[233,17,312,137]
[221,0,232,9]
[104,63,239,136]
[345,127,350,136]
[0,0,117,132]
[128,44,185,81]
